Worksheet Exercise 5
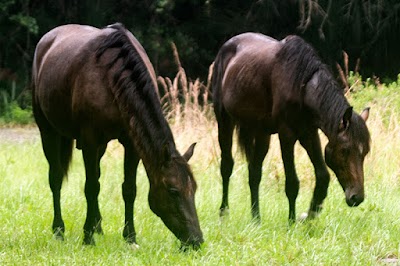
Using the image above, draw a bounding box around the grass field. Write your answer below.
[1,76,400,265]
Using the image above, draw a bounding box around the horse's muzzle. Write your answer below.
[180,236,204,251]
[345,192,364,207]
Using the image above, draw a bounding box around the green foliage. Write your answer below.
[0,100,32,125]
[0,0,15,12]
[1,101,32,124]
[347,72,400,127]
[0,83,33,125]
[10,13,38,34]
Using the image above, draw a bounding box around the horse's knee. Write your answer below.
[122,182,136,201]
[221,155,233,178]
[285,177,299,200]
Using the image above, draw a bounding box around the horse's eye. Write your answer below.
[341,148,350,157]
[168,188,180,197]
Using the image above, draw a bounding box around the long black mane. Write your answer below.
[95,23,176,165]
[276,35,351,138]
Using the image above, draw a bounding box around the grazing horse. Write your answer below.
[32,23,203,248]
[212,33,370,222]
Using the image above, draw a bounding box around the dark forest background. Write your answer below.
[1,0,400,112]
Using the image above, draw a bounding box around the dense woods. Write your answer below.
[1,0,400,115]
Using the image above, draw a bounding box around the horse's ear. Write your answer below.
[360,107,370,122]
[182,143,196,162]
[339,106,353,131]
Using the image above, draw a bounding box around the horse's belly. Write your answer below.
[224,99,267,121]
[39,88,123,143]
[222,82,272,121]
[72,99,125,143]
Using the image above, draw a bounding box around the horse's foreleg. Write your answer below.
[247,133,270,221]
[82,144,104,245]
[94,144,107,234]
[299,129,330,220]
[217,117,234,217]
[122,146,139,245]
[279,132,299,223]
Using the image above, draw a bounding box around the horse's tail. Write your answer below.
[212,40,237,120]
[237,125,256,161]
[60,137,74,179]
[211,51,223,113]
[212,39,257,159]
[32,88,73,180]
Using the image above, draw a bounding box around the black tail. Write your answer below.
[60,136,73,179]
[213,40,258,159]
[32,89,73,180]
[237,125,256,161]
[212,41,237,116]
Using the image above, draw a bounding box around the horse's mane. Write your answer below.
[276,35,352,136]
[95,23,176,164]
[276,35,323,94]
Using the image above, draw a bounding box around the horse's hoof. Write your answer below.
[53,227,65,241]
[83,234,96,246]
[129,243,140,250]
[123,227,136,244]
[299,212,309,222]
[53,233,64,241]
[219,208,230,217]
[95,225,104,235]
[298,211,318,222]
[124,235,137,245]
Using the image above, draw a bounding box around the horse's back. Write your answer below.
[215,32,281,124]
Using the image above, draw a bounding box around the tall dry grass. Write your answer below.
[157,45,218,169]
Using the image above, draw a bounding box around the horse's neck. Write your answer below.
[304,71,350,140]
[130,119,176,171]
[116,81,176,169]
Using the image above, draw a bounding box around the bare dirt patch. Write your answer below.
[0,127,40,144]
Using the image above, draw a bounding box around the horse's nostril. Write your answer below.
[350,195,357,204]
[347,194,364,207]
[180,239,203,251]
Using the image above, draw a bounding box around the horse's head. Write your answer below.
[325,107,370,207]
[148,143,203,249]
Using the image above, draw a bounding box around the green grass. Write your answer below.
[2,81,400,265]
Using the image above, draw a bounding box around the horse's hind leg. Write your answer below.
[217,112,234,217]
[299,129,330,219]
[39,130,72,240]
[120,140,140,245]
[82,142,106,245]
[34,101,73,240]
[246,132,270,221]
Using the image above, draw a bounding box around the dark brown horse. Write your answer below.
[32,23,203,248]
[212,33,370,222]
